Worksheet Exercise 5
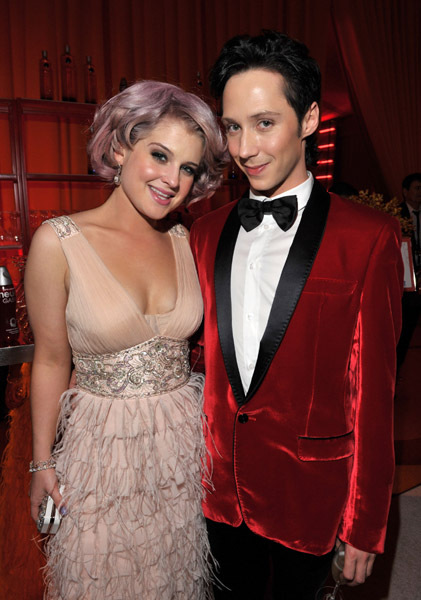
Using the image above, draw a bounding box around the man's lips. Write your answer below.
[149,185,174,205]
[243,163,268,176]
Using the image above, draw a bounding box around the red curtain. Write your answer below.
[0,0,333,218]
[0,0,331,103]
[332,0,421,199]
[0,0,419,199]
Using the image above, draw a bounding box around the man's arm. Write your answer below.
[338,219,403,580]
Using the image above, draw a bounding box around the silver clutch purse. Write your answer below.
[37,485,65,535]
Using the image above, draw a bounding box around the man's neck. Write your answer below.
[250,172,313,201]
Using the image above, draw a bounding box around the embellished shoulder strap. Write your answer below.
[168,223,187,238]
[44,215,81,240]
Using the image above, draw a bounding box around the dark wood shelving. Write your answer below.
[26,173,102,182]
[0,98,98,253]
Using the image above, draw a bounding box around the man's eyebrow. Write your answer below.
[249,111,281,119]
[222,111,281,123]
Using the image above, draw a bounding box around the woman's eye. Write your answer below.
[152,151,167,162]
[181,165,196,177]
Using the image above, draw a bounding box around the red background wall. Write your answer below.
[0,0,419,199]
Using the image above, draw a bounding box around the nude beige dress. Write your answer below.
[43,216,211,599]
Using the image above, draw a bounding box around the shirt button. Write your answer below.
[263,224,269,230]
[247,313,253,321]
[249,263,254,270]
[238,414,249,424]
[248,363,254,370]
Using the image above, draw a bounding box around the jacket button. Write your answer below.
[238,413,249,423]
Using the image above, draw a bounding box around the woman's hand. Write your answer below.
[30,469,65,523]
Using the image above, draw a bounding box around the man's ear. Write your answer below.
[302,102,319,138]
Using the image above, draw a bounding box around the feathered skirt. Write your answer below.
[44,369,212,599]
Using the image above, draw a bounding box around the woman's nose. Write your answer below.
[161,165,180,189]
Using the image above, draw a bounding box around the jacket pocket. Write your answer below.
[303,277,357,295]
[297,430,354,461]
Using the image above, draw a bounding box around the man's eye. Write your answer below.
[226,124,240,133]
[259,120,273,129]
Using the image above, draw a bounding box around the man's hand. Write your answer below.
[340,541,376,586]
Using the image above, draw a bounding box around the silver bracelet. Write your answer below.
[29,457,57,473]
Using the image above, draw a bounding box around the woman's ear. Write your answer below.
[302,102,319,138]
[113,147,125,166]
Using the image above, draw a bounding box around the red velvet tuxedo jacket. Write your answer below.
[190,181,403,556]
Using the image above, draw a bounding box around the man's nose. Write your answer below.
[238,130,258,160]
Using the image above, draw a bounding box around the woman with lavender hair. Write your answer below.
[25,80,226,598]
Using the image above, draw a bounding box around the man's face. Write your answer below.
[403,180,421,210]
[221,69,319,197]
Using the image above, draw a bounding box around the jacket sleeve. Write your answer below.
[338,219,403,553]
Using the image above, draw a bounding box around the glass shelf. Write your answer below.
[0,344,34,366]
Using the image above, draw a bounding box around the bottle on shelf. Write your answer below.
[61,44,77,102]
[0,265,19,347]
[39,50,54,100]
[84,56,97,104]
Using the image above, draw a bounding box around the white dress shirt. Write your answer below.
[231,173,314,393]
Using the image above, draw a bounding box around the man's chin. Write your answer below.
[250,183,283,199]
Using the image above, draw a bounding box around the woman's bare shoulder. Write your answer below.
[65,207,104,228]
[26,218,71,278]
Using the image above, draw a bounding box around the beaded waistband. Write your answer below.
[73,337,190,398]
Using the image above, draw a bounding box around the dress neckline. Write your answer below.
[58,216,181,318]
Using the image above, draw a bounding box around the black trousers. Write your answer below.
[207,519,334,600]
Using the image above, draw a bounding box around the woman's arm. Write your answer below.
[25,224,72,521]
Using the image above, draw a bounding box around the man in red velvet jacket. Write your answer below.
[190,32,403,599]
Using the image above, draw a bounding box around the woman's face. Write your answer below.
[115,116,204,220]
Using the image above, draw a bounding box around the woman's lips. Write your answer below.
[149,185,173,206]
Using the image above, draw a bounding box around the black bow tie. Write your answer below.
[237,195,298,232]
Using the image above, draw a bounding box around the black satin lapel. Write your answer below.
[246,180,331,401]
[215,200,246,406]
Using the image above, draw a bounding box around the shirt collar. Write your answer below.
[249,172,313,212]
[406,202,420,215]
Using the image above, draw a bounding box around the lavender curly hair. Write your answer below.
[88,80,228,202]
